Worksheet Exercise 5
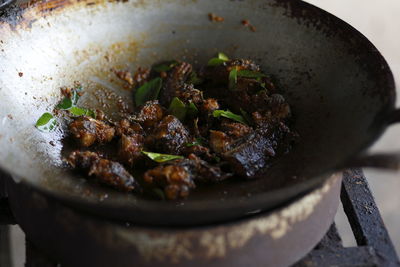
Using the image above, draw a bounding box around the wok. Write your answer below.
[0,0,398,226]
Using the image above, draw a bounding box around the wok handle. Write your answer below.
[344,153,400,170]
[388,109,400,124]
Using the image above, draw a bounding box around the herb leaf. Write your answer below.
[188,71,204,85]
[186,102,199,118]
[35,112,58,132]
[56,90,80,110]
[135,77,163,106]
[186,137,206,147]
[237,70,266,79]
[142,151,183,163]
[168,97,187,121]
[217,52,229,61]
[207,52,230,66]
[153,60,179,72]
[69,107,96,118]
[229,68,238,90]
[213,109,247,124]
[168,97,198,121]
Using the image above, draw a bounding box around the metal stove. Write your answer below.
[0,169,399,267]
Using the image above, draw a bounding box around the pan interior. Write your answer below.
[0,0,395,224]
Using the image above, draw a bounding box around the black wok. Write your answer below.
[0,0,398,226]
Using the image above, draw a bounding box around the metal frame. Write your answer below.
[0,169,399,266]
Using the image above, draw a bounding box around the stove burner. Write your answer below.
[0,169,399,266]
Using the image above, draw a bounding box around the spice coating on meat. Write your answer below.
[209,130,233,154]
[69,117,115,147]
[223,123,292,177]
[118,134,145,166]
[131,100,164,128]
[159,62,193,106]
[148,115,190,154]
[144,161,194,200]
[60,54,298,200]
[67,151,141,192]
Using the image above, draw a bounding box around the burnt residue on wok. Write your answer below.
[36,53,298,200]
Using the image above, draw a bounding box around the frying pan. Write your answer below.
[0,0,398,226]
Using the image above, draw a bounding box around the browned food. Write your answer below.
[61,54,298,200]
[118,134,145,166]
[130,100,164,128]
[144,161,194,200]
[223,122,295,177]
[67,151,141,192]
[69,116,115,147]
[147,115,190,154]
[159,62,192,106]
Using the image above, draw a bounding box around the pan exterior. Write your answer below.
[7,173,342,267]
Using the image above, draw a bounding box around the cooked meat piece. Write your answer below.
[188,154,232,183]
[251,92,290,118]
[69,116,115,147]
[67,150,99,169]
[200,98,220,115]
[143,154,231,200]
[143,161,194,200]
[67,151,140,192]
[148,115,190,154]
[209,130,234,154]
[251,111,272,126]
[223,122,292,177]
[182,144,214,161]
[220,120,252,139]
[131,100,164,128]
[159,62,193,106]
[176,83,203,105]
[118,134,145,166]
[115,119,144,136]
[114,69,134,86]
[133,67,151,87]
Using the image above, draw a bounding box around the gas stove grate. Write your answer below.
[0,169,399,267]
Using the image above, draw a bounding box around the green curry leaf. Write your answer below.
[141,151,184,163]
[207,52,230,66]
[135,77,163,106]
[228,68,238,90]
[168,97,187,121]
[69,107,96,118]
[56,90,80,110]
[187,71,204,85]
[153,60,179,72]
[35,112,58,132]
[186,137,206,147]
[237,70,266,79]
[213,109,247,124]
[168,97,198,121]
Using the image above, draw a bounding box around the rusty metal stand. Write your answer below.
[295,169,400,267]
[0,170,399,267]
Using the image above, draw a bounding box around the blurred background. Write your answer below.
[8,0,400,265]
[305,0,400,253]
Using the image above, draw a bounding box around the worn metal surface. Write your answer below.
[7,173,341,267]
[341,169,400,267]
[0,0,398,225]
[296,169,400,267]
